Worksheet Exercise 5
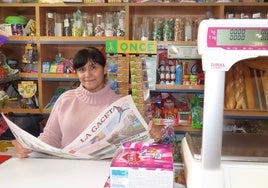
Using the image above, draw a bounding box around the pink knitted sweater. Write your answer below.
[38,83,120,148]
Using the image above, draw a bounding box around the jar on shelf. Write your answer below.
[141,17,151,41]
[184,17,192,41]
[81,13,94,37]
[63,13,72,36]
[152,17,163,41]
[105,12,114,37]
[117,10,125,37]
[45,12,55,36]
[94,13,105,37]
[192,17,202,41]
[72,9,83,37]
[163,17,174,41]
[132,16,142,40]
[174,18,184,41]
[54,13,63,37]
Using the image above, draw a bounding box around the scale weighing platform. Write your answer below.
[181,19,268,188]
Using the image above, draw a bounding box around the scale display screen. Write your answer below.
[207,27,268,50]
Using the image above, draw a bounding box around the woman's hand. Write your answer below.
[148,120,163,143]
[12,140,32,158]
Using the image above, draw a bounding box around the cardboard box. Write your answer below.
[110,142,174,188]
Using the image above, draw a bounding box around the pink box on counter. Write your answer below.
[110,142,174,188]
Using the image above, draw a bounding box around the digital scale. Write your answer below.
[181,19,268,188]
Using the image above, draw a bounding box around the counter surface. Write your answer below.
[0,157,110,188]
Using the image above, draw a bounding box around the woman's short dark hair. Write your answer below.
[73,47,106,70]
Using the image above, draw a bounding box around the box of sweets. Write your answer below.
[110,142,174,188]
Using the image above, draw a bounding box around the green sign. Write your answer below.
[105,40,157,54]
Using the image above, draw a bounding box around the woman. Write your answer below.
[12,47,162,158]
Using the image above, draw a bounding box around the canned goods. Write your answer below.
[183,74,190,85]
[190,74,198,85]
[182,62,188,75]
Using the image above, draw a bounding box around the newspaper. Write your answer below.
[1,95,154,159]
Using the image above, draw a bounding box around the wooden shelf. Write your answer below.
[20,73,38,79]
[155,84,204,93]
[39,36,125,44]
[224,109,268,119]
[174,126,201,132]
[1,108,41,114]
[1,2,268,121]
[41,73,78,79]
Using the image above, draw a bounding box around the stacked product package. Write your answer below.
[106,54,129,97]
[110,142,174,188]
[130,54,150,117]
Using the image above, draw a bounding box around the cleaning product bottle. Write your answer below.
[175,63,182,85]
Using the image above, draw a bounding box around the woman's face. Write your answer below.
[76,61,107,92]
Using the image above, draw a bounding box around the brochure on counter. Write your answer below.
[1,95,154,159]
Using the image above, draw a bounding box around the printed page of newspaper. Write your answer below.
[1,113,92,159]
[63,95,154,159]
[1,95,153,159]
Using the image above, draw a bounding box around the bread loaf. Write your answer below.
[225,67,236,109]
[263,71,268,109]
[243,64,255,109]
[246,59,268,71]
[233,63,247,109]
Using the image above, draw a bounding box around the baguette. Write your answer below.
[246,59,268,71]
[262,71,268,108]
[233,63,247,109]
[243,64,255,109]
[225,67,236,109]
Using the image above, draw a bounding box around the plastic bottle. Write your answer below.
[175,64,182,85]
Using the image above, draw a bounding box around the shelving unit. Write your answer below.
[1,2,268,126]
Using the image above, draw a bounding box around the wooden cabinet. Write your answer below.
[1,2,268,122]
